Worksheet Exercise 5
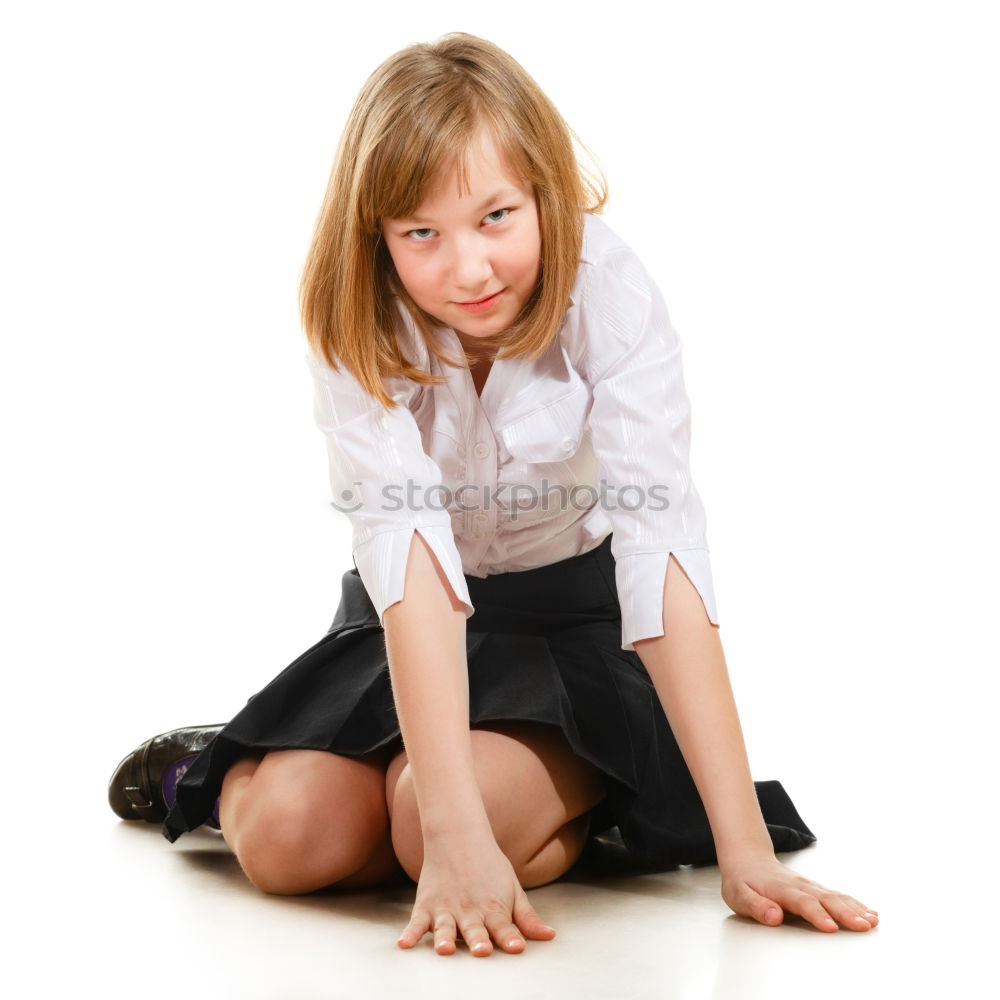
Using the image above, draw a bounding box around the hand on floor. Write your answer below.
[721,856,879,932]
[397,832,556,957]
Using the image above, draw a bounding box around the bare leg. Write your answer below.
[518,812,593,887]
[218,739,405,894]
[386,720,606,887]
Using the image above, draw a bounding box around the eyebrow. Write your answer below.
[400,187,522,226]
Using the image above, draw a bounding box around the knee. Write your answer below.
[389,792,590,889]
[514,812,592,888]
[236,788,393,896]
[388,776,424,883]
[226,750,399,895]
[387,765,591,888]
[232,797,328,895]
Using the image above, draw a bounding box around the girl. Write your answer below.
[108,33,878,956]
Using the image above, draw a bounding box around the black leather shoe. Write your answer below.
[108,724,226,825]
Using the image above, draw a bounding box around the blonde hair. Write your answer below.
[299,32,608,410]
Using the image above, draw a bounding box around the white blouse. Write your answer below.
[306,213,719,652]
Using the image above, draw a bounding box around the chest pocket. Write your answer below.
[497,378,592,464]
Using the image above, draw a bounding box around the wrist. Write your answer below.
[418,787,494,843]
[422,810,495,845]
[716,834,778,873]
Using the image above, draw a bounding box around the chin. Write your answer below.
[453,317,507,338]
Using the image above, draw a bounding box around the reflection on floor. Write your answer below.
[29,800,933,1000]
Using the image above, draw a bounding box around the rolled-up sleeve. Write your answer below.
[582,247,719,651]
[306,351,474,626]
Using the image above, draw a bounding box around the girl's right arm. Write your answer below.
[383,530,556,956]
[307,349,553,954]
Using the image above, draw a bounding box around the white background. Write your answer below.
[2,1,997,996]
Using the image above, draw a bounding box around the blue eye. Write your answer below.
[483,208,510,225]
[407,228,435,242]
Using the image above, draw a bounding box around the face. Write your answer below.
[380,130,542,345]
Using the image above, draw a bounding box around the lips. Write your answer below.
[453,289,505,314]
[457,290,503,305]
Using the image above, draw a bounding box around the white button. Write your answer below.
[560,437,576,452]
[473,441,490,460]
[473,513,488,525]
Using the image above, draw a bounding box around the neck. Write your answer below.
[454,330,499,363]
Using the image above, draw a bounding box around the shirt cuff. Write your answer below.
[352,524,475,626]
[615,548,719,652]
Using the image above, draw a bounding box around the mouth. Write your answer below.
[453,289,505,313]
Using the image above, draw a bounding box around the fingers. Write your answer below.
[458,892,557,955]
[397,909,480,955]
[780,886,880,933]
[396,909,431,951]
[482,911,526,954]
[397,910,488,956]
[435,914,460,956]
[513,887,557,941]
[812,892,879,931]
[397,897,554,956]
[458,913,496,957]
[396,838,558,957]
[740,883,879,933]
[789,890,843,932]
[734,882,785,926]
[432,911,522,957]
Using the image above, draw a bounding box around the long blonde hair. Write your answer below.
[299,32,607,410]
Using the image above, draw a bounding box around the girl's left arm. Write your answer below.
[634,555,879,933]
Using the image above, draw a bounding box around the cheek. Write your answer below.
[512,237,542,285]
[392,256,433,301]
[518,221,542,275]
[502,228,540,279]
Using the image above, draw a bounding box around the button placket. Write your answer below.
[467,416,498,551]
[442,326,503,565]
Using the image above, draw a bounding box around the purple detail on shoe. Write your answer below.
[210,796,221,828]
[161,754,199,812]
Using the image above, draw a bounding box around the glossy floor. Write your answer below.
[17,786,985,1000]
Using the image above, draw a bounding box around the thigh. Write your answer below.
[471,719,607,825]
[221,745,393,846]
[237,742,392,795]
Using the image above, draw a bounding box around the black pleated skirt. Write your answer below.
[162,534,816,867]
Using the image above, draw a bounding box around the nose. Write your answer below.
[449,234,493,296]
